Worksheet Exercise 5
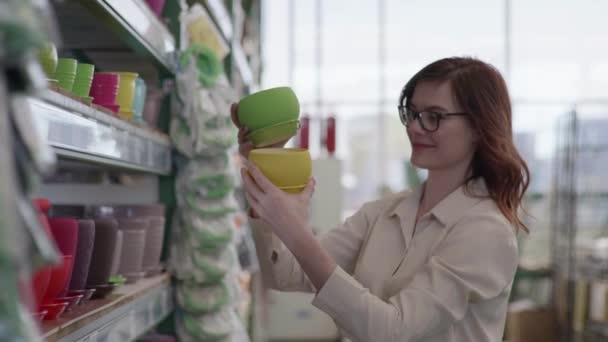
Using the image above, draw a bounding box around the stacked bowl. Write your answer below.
[116,218,148,283]
[112,204,166,277]
[37,43,58,81]
[248,148,312,193]
[132,77,147,123]
[73,63,95,101]
[237,87,300,148]
[238,87,312,193]
[115,72,139,120]
[90,72,121,113]
[54,58,78,91]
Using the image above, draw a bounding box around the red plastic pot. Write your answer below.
[43,255,74,304]
[31,198,57,310]
[41,302,68,320]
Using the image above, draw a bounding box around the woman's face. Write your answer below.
[407,80,478,171]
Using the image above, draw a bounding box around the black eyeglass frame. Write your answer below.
[397,105,468,132]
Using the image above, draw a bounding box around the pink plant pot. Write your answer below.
[117,229,146,275]
[145,0,166,17]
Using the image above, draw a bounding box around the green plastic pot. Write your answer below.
[237,86,300,131]
[55,58,77,74]
[37,42,57,77]
[54,58,78,91]
[72,63,95,97]
[248,119,300,147]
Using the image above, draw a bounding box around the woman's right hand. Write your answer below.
[230,103,290,158]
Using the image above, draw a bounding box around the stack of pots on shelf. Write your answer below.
[34,44,151,125]
[237,87,311,193]
[115,72,140,121]
[89,71,147,121]
[90,72,121,113]
[29,200,82,321]
[54,58,77,92]
[112,204,167,281]
[72,63,95,102]
[27,200,167,322]
[37,42,57,82]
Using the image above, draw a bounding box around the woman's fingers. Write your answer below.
[238,127,249,144]
[240,168,265,200]
[230,103,241,127]
[239,141,253,158]
[300,177,316,200]
[244,192,263,218]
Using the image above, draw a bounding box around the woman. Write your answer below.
[232,57,529,342]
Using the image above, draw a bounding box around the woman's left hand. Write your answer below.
[240,160,315,244]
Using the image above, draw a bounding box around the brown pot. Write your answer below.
[86,218,118,286]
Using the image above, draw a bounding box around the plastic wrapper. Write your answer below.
[177,155,230,181]
[190,246,236,284]
[181,210,235,252]
[170,115,195,158]
[172,53,200,121]
[170,86,236,157]
[176,308,243,342]
[176,280,231,315]
[169,242,235,285]
[176,157,235,200]
[180,44,222,87]
[169,218,236,284]
[178,191,238,219]
[182,4,230,61]
[179,174,234,200]
[192,91,236,156]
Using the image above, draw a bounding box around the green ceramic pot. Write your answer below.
[237,86,299,131]
[73,63,95,97]
[54,58,78,91]
[247,119,299,147]
[37,42,58,77]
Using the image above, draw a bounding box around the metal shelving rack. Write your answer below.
[42,274,173,341]
[4,0,262,339]
[551,108,608,342]
[5,0,185,339]
[67,0,177,75]
[26,90,172,175]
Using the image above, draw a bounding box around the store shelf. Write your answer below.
[42,274,173,342]
[62,0,177,74]
[204,0,234,41]
[233,44,254,87]
[26,90,172,175]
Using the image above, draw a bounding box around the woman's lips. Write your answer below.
[412,143,435,149]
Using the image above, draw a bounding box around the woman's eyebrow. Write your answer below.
[410,103,449,112]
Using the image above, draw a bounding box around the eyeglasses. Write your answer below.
[398,105,468,132]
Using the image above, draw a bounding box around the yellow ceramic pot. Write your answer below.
[115,72,139,112]
[248,148,312,191]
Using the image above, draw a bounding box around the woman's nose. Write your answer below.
[407,117,426,135]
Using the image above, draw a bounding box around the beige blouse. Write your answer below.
[250,179,519,342]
